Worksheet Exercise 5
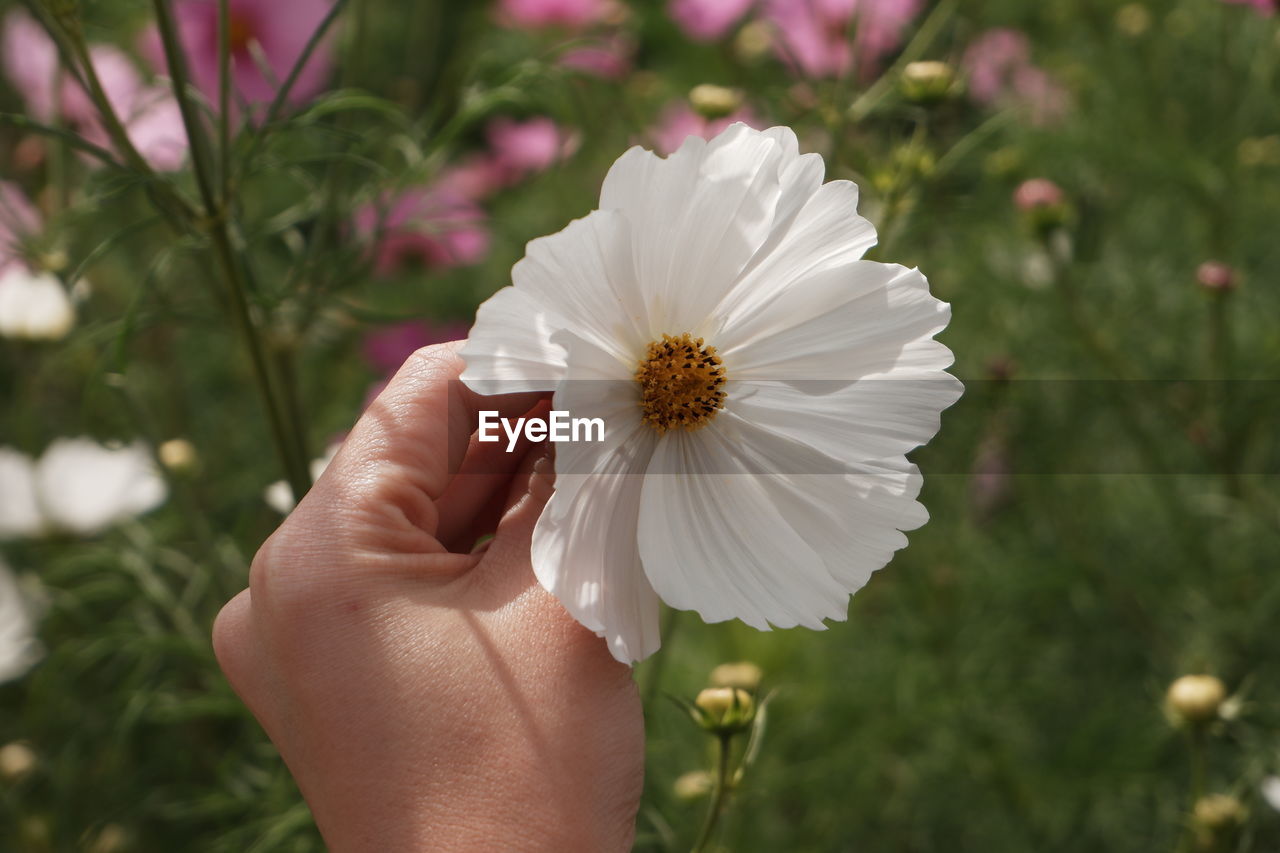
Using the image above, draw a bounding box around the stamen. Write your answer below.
[635,333,726,433]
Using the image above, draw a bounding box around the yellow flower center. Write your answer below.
[635,333,726,433]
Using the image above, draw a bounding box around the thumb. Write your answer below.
[473,441,554,580]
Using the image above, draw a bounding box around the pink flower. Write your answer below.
[354,186,491,277]
[669,0,755,41]
[1013,178,1064,211]
[434,154,508,202]
[140,0,336,111]
[0,183,41,274]
[2,11,187,171]
[962,28,1029,105]
[2,9,59,122]
[486,117,579,183]
[1196,261,1237,292]
[71,46,189,171]
[963,28,1067,124]
[648,102,763,156]
[496,0,615,29]
[1221,0,1276,15]
[362,320,469,374]
[559,33,634,78]
[765,0,922,79]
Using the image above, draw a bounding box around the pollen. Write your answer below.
[635,333,727,433]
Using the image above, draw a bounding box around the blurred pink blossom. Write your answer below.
[496,0,616,29]
[140,0,336,111]
[1221,0,1276,14]
[963,28,1068,124]
[1196,261,1237,292]
[649,102,763,155]
[354,187,491,277]
[434,154,508,202]
[362,320,470,374]
[2,9,59,122]
[765,0,922,78]
[0,183,41,275]
[669,0,755,41]
[1013,178,1064,211]
[0,13,187,171]
[560,33,634,77]
[72,46,188,171]
[962,28,1029,105]
[486,117,579,183]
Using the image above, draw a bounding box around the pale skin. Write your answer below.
[212,342,645,851]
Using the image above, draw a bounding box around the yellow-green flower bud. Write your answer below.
[1166,675,1227,725]
[159,438,200,474]
[734,20,773,62]
[0,742,37,781]
[673,769,714,801]
[689,84,743,120]
[1115,4,1151,37]
[694,686,755,734]
[709,661,763,692]
[900,61,957,103]
[1194,794,1245,830]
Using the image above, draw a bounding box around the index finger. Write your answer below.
[301,341,546,534]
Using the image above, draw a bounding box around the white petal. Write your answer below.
[0,447,44,539]
[722,263,954,380]
[459,286,566,394]
[263,479,296,515]
[533,333,660,664]
[706,412,928,591]
[709,179,877,335]
[512,211,650,362]
[637,421,851,631]
[34,439,167,536]
[600,124,786,335]
[0,557,42,684]
[728,374,963,464]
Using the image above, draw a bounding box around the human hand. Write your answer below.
[212,342,644,851]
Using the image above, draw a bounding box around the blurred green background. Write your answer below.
[1,0,1278,850]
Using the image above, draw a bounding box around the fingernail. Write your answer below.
[530,444,556,499]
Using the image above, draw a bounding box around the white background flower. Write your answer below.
[0,556,42,684]
[0,266,75,341]
[263,441,343,514]
[0,439,168,538]
[462,124,961,663]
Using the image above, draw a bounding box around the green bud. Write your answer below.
[693,686,755,735]
[689,85,743,120]
[900,61,958,104]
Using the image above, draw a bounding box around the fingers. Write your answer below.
[295,341,547,543]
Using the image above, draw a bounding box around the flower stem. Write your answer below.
[150,0,312,502]
[691,733,734,853]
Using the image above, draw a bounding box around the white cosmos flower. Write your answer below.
[0,556,43,684]
[0,439,167,538]
[461,123,962,664]
[0,266,75,341]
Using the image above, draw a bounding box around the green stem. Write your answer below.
[57,14,163,181]
[691,734,734,853]
[642,609,684,707]
[1206,294,1240,497]
[151,0,311,502]
[217,0,232,203]
[238,0,351,176]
